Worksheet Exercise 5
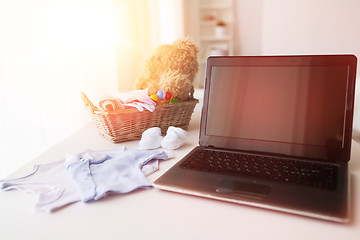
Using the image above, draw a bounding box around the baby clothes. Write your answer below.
[99,98,125,111]
[116,89,156,112]
[89,89,156,112]
[0,147,168,212]
[65,149,168,202]
[141,159,159,176]
[0,160,80,213]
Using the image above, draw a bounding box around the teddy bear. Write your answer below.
[134,38,199,102]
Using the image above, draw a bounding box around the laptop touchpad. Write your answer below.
[216,179,271,198]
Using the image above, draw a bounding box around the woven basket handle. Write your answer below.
[81,92,97,113]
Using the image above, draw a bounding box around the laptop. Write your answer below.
[154,55,357,223]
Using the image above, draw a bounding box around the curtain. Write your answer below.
[0,0,185,178]
[0,0,120,178]
[113,0,185,91]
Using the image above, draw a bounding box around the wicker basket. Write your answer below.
[81,92,198,143]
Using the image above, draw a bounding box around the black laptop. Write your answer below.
[154,55,357,223]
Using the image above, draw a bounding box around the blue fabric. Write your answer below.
[66,149,168,202]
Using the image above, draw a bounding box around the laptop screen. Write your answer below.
[200,55,357,162]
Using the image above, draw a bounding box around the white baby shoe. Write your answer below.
[161,126,187,150]
[139,127,164,149]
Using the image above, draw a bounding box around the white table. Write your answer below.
[1,96,360,240]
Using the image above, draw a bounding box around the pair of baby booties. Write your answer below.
[139,126,187,150]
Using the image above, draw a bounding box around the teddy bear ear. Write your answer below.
[172,38,199,54]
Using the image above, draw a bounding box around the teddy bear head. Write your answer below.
[135,38,199,102]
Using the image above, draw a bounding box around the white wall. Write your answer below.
[234,0,360,56]
[233,0,264,55]
[234,0,360,137]
[261,0,360,56]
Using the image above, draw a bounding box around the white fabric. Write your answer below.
[161,126,187,150]
[139,127,164,150]
[65,149,168,202]
[0,146,167,212]
[0,160,80,213]
[117,89,156,112]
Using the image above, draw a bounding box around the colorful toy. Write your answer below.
[135,38,199,102]
[151,90,176,104]
[170,98,179,104]
[165,92,173,100]
[150,94,159,103]
[156,90,165,99]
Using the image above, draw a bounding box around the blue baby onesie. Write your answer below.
[65,149,168,202]
[0,160,80,212]
[1,147,168,212]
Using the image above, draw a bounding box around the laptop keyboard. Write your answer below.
[180,149,339,190]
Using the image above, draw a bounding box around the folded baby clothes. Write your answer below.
[86,89,156,112]
[116,89,154,106]
[119,89,156,112]
[65,148,168,203]
[139,127,164,150]
[99,98,125,111]
[161,126,187,150]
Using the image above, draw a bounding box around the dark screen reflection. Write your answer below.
[206,66,349,160]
